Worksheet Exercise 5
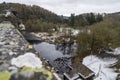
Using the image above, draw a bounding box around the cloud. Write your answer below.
[0,0,120,16]
[38,0,120,16]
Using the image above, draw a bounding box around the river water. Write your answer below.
[34,42,76,73]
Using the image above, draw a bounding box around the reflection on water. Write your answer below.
[34,42,72,62]
[34,42,76,73]
[55,41,77,55]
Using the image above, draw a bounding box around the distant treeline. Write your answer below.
[0,2,62,31]
[0,2,103,32]
[68,13,103,28]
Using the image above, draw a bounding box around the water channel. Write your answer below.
[34,42,77,73]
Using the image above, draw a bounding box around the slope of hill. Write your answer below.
[0,2,61,23]
[0,2,62,31]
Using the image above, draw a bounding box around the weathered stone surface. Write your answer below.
[0,22,53,80]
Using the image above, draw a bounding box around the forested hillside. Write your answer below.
[0,2,105,32]
[76,12,120,59]
[68,13,103,28]
[0,2,62,31]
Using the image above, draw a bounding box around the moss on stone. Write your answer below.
[21,67,52,80]
[0,71,11,80]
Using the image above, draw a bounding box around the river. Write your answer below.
[34,42,76,73]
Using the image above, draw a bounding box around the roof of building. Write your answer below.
[64,62,95,79]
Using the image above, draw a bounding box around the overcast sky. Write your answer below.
[0,0,120,16]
